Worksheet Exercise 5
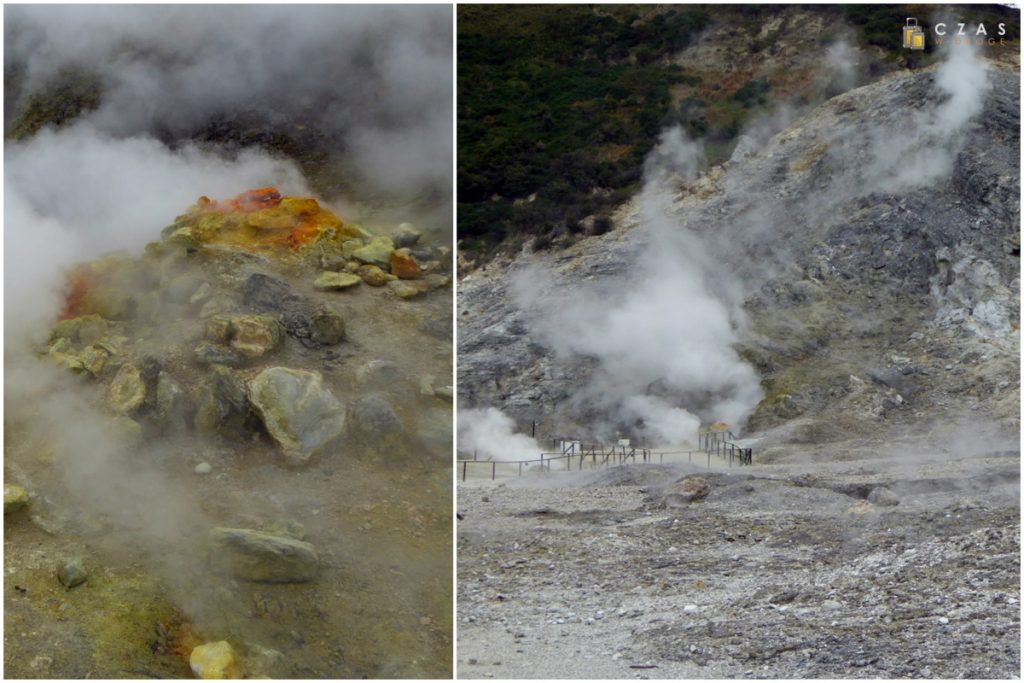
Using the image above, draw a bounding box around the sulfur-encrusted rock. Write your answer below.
[4,484,30,515]
[313,272,362,291]
[205,315,283,358]
[387,280,429,299]
[229,315,283,358]
[190,640,242,679]
[352,236,395,269]
[208,527,319,583]
[50,315,110,345]
[358,264,392,287]
[108,364,146,414]
[248,368,345,465]
[79,345,110,376]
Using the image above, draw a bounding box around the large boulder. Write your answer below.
[248,368,345,465]
[208,527,318,583]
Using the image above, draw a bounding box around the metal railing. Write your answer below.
[699,429,753,467]
[457,436,753,481]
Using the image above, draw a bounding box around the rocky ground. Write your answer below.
[4,190,453,678]
[457,444,1020,679]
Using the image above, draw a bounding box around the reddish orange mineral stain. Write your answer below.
[177,187,351,254]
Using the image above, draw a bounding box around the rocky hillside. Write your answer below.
[5,189,453,677]
[458,59,1020,453]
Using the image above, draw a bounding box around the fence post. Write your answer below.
[492,461,496,480]
[463,461,467,481]
[519,462,523,477]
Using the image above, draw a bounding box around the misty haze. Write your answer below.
[456,5,1019,678]
[4,5,453,679]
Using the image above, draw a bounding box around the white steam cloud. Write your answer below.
[458,408,542,461]
[514,126,764,446]
[4,125,307,347]
[849,39,991,194]
[5,4,452,197]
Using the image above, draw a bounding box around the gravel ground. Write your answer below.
[456,449,1020,679]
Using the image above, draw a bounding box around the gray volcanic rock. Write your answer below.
[208,527,319,583]
[248,367,346,466]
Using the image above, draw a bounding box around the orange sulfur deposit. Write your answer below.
[166,187,362,253]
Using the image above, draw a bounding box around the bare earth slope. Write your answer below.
[458,447,1019,678]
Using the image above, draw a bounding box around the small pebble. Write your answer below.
[57,557,88,588]
[195,462,212,475]
[938,616,949,625]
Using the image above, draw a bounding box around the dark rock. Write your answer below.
[242,273,302,313]
[194,342,245,367]
[195,365,251,438]
[310,305,346,346]
[353,394,403,437]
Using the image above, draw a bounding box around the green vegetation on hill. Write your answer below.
[458,5,711,253]
[458,3,1020,258]
[5,67,102,140]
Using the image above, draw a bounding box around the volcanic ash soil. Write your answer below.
[457,448,1020,679]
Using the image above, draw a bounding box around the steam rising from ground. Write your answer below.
[5,126,307,346]
[476,41,996,450]
[859,40,990,193]
[5,4,452,197]
[459,408,541,461]
[513,127,763,446]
